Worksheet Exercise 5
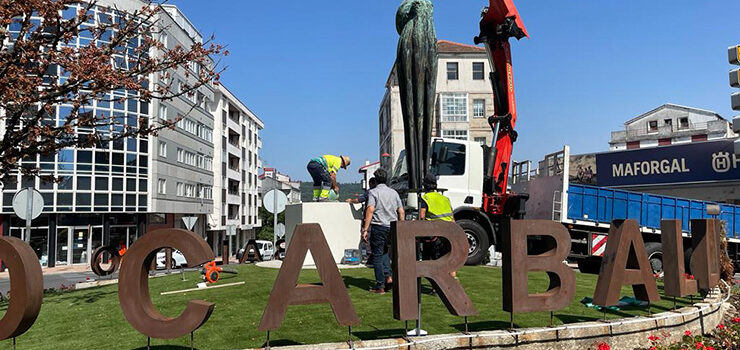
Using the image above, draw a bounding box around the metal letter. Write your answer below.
[118,229,215,339]
[391,221,476,320]
[660,220,698,297]
[91,245,121,277]
[259,224,360,331]
[689,219,721,293]
[502,220,575,313]
[593,220,660,306]
[0,237,42,340]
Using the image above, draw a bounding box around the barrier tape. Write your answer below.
[342,281,732,350]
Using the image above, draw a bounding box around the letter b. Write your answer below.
[502,220,575,313]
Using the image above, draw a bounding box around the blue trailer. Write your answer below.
[510,145,740,274]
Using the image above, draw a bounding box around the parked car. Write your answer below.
[236,240,274,261]
[155,249,187,269]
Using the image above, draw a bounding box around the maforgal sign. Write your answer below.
[596,139,740,187]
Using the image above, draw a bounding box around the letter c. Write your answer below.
[0,237,43,340]
[118,229,215,339]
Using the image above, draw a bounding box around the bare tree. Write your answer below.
[0,0,226,179]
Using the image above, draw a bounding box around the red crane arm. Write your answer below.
[475,0,528,216]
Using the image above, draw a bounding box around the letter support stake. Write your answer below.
[347,326,354,350]
[265,331,270,350]
[12,337,15,350]
[146,336,150,350]
[190,331,194,350]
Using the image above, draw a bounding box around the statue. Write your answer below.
[396,0,438,191]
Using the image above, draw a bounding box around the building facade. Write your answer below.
[0,0,263,268]
[609,103,736,151]
[379,40,494,170]
[259,168,301,204]
[208,84,264,257]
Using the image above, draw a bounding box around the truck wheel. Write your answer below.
[458,219,489,265]
[645,242,663,276]
[577,257,602,274]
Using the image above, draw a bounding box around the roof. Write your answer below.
[358,161,380,173]
[625,103,725,125]
[437,40,486,54]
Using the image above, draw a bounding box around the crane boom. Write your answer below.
[475,0,528,217]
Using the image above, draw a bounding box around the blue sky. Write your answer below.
[171,0,740,182]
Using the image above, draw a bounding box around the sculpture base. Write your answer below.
[285,202,363,266]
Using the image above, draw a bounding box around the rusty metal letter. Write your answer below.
[0,237,43,340]
[660,220,698,297]
[593,220,660,306]
[689,219,721,293]
[502,220,575,313]
[391,221,477,320]
[91,245,121,277]
[259,224,360,331]
[118,228,215,339]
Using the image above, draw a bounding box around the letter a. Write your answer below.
[259,224,360,331]
[593,220,660,306]
[392,221,477,320]
[660,220,697,297]
[503,220,575,313]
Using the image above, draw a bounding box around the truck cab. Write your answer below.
[391,138,498,265]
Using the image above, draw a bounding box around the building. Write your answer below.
[208,84,264,257]
[379,40,494,170]
[259,168,301,204]
[609,103,736,151]
[0,0,263,268]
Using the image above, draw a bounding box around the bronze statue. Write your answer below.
[396,0,438,191]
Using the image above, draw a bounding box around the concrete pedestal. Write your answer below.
[285,202,363,266]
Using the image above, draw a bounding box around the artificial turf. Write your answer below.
[0,264,696,350]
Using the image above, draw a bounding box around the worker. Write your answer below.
[419,173,456,281]
[307,155,351,201]
[363,168,404,294]
[347,177,377,264]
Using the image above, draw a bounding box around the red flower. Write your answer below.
[650,347,656,350]
[648,334,660,341]
[597,342,610,350]
[696,342,704,349]
[733,317,740,323]
[717,324,725,330]
[684,330,692,336]
[689,275,695,280]
[706,346,715,350]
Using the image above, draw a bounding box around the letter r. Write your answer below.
[391,221,477,320]
[502,220,575,313]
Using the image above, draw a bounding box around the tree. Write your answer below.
[0,0,226,178]
[256,206,284,242]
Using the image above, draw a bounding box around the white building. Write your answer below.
[259,168,301,204]
[609,103,736,150]
[208,84,264,257]
[379,40,494,170]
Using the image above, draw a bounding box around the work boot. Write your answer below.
[369,287,385,295]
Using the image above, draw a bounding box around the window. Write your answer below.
[158,104,167,120]
[474,137,487,145]
[473,62,485,80]
[157,179,166,194]
[430,142,466,176]
[647,120,658,132]
[176,182,184,196]
[158,141,167,157]
[473,99,486,118]
[177,148,184,162]
[442,129,468,140]
[664,119,672,126]
[158,31,168,49]
[441,93,468,122]
[679,117,689,130]
[446,62,459,80]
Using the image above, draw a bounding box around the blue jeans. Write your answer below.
[370,225,391,289]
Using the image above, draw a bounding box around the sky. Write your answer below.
[171,0,740,182]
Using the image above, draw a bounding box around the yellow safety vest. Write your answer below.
[422,192,453,222]
[322,155,343,174]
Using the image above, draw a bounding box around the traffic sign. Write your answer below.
[227,225,236,236]
[12,188,43,221]
[275,223,286,238]
[182,216,198,231]
[263,190,288,214]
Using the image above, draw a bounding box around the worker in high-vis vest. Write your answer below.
[306,155,351,201]
[419,172,457,281]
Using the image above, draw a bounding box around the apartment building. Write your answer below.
[379,40,494,170]
[0,1,263,268]
[208,84,264,257]
[609,104,736,150]
[259,168,301,204]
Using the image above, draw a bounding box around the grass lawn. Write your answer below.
[0,264,696,350]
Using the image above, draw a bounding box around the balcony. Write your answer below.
[610,120,729,144]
